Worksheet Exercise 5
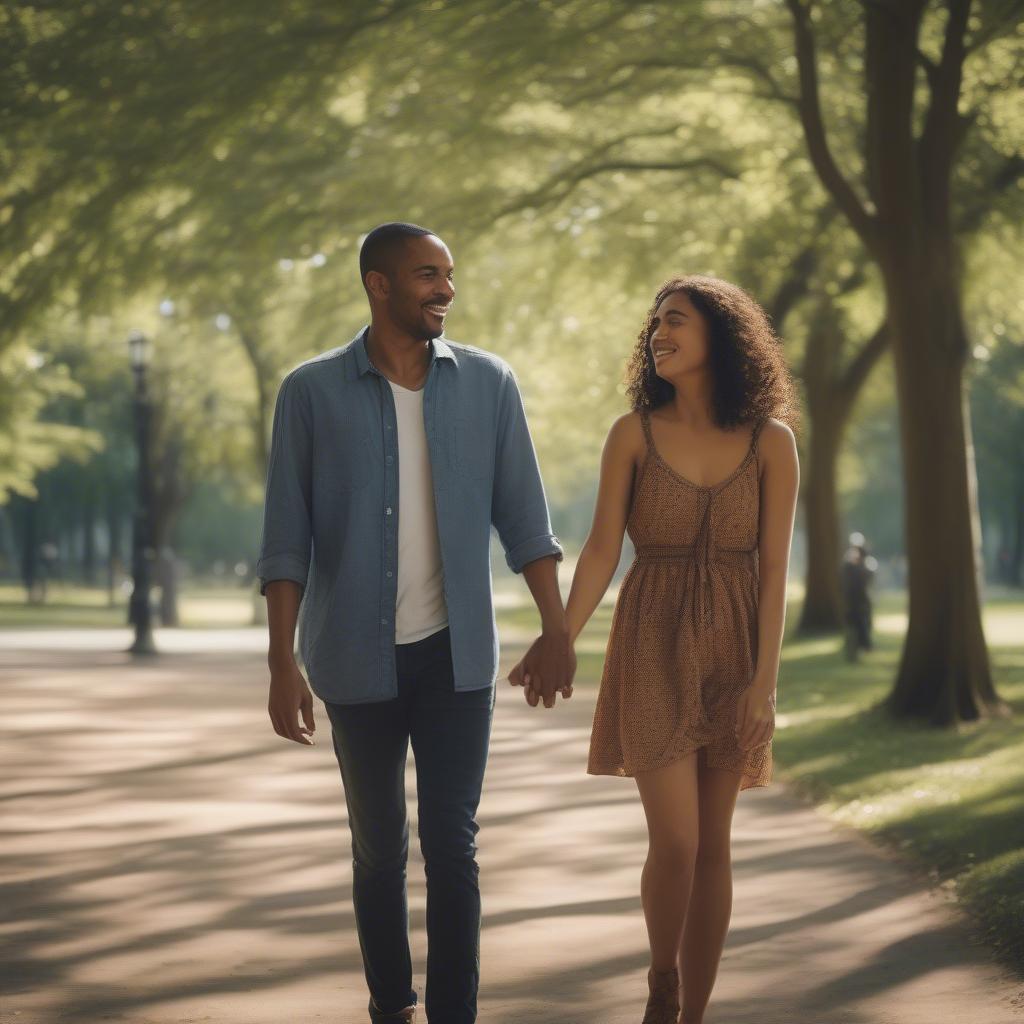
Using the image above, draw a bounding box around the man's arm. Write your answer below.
[257,372,316,746]
[256,372,313,596]
[490,364,564,574]
[521,555,564,635]
[519,555,574,709]
[490,364,569,708]
[266,580,315,745]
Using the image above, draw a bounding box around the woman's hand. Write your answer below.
[735,683,775,751]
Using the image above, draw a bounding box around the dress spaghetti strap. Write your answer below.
[751,416,769,472]
[639,407,655,451]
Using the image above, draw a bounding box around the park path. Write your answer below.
[1,629,1022,1024]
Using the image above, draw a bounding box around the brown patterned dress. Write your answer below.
[586,409,772,791]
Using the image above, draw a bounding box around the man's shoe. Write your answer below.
[369,995,417,1022]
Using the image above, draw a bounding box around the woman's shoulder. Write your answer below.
[757,416,795,441]
[756,417,799,464]
[604,410,647,459]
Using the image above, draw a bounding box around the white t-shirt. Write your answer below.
[388,379,449,644]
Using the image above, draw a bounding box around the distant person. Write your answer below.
[841,531,877,657]
[38,540,59,601]
[511,276,800,1024]
[256,222,573,1024]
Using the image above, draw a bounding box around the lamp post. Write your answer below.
[128,328,157,655]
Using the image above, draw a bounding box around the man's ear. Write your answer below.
[364,270,390,302]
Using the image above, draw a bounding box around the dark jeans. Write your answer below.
[324,626,495,1024]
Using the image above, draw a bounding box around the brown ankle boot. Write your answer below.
[641,966,680,1024]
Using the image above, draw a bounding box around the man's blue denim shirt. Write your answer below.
[256,327,564,705]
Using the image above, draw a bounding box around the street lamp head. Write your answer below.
[128,329,152,369]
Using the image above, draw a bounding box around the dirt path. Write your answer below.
[1,633,1021,1023]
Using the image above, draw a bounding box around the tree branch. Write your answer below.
[785,0,876,245]
[839,319,889,402]
[560,51,798,111]
[496,157,738,220]
[920,0,972,173]
[493,123,740,219]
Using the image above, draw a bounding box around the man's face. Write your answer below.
[384,234,455,340]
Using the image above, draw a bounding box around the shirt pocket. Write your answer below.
[450,416,493,482]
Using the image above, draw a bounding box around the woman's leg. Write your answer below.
[634,752,701,972]
[677,762,743,1024]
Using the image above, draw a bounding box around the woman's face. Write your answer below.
[649,290,710,379]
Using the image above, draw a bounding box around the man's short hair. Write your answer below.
[359,222,437,286]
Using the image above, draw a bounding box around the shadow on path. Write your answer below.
[0,639,1021,1023]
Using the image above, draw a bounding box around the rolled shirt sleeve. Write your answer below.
[490,364,564,574]
[256,370,313,595]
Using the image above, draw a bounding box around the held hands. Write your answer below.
[735,681,776,751]
[507,630,576,709]
[268,655,317,745]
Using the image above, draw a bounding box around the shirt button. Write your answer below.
[381,618,387,624]
[385,506,392,515]
[386,455,394,464]
[386,571,393,578]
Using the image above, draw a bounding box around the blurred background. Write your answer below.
[2,0,1023,979]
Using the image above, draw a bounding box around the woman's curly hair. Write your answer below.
[623,275,800,434]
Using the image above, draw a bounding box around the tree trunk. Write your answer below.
[152,504,182,627]
[107,492,123,608]
[82,483,97,586]
[859,0,1001,724]
[157,548,180,627]
[884,274,1003,722]
[798,400,845,632]
[18,498,40,603]
[150,425,185,628]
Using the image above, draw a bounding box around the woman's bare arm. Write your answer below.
[511,412,641,704]
[751,419,800,695]
[564,413,644,643]
[736,418,799,751]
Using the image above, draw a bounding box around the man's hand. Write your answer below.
[268,656,316,745]
[508,631,576,709]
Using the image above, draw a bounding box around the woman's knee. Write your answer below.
[694,835,731,869]
[647,829,699,868]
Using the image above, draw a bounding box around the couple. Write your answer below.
[256,222,800,1024]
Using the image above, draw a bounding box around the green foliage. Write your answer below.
[0,0,1021,544]
[0,341,102,499]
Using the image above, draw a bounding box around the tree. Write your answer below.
[784,0,1021,721]
[2,0,1021,713]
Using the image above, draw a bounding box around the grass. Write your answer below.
[498,586,1024,975]
[0,582,258,628]
[771,592,1024,973]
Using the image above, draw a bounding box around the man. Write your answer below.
[841,531,876,659]
[256,222,575,1024]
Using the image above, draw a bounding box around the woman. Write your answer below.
[511,275,799,1024]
